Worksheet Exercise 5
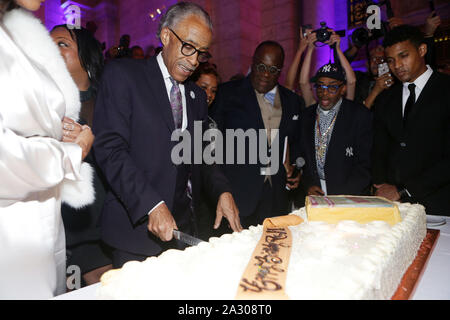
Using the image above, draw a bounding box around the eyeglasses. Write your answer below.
[169,28,212,63]
[314,83,342,94]
[254,63,282,75]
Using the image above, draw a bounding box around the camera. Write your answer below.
[351,0,394,48]
[313,22,332,43]
[311,22,346,44]
[351,22,389,48]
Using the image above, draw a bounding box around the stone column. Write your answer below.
[301,0,336,73]
[209,0,299,83]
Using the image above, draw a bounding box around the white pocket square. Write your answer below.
[292,115,299,120]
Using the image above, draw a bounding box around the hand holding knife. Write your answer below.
[147,202,205,246]
[147,202,178,241]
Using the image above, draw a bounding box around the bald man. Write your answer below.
[211,41,304,229]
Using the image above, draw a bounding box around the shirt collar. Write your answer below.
[255,85,278,96]
[156,51,172,81]
[403,65,433,91]
[266,85,277,95]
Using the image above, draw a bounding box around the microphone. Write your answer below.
[286,157,305,190]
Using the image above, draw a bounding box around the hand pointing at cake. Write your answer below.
[214,192,243,232]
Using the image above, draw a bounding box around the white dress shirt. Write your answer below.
[148,53,190,215]
[402,65,433,116]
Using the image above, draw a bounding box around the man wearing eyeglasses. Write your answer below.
[299,62,373,197]
[211,41,304,229]
[92,2,242,268]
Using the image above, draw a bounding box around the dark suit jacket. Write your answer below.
[92,57,231,256]
[300,99,373,195]
[372,72,450,215]
[210,76,303,218]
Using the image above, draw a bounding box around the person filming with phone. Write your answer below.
[358,45,396,109]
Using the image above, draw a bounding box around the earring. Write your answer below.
[87,70,92,79]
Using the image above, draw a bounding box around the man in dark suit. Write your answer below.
[210,41,303,229]
[372,25,450,215]
[92,2,242,268]
[300,62,373,196]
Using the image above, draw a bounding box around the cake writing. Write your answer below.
[239,227,290,294]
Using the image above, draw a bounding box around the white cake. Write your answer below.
[98,202,426,300]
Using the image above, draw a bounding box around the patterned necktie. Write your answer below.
[403,83,416,124]
[169,77,183,129]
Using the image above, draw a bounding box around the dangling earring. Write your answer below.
[87,70,92,79]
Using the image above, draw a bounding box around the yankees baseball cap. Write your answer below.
[311,62,346,83]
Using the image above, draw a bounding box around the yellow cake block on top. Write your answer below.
[306,195,401,226]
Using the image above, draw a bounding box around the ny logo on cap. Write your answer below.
[322,65,332,73]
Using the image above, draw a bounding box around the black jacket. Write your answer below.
[372,71,450,215]
[210,76,304,218]
[93,57,231,255]
[300,99,373,195]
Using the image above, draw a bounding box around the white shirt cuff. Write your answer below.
[148,201,165,215]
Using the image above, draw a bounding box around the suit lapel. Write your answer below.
[385,84,404,138]
[243,77,266,130]
[306,105,318,171]
[144,57,175,133]
[278,86,289,140]
[184,82,196,132]
[325,101,346,169]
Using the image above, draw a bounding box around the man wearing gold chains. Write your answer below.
[299,63,373,196]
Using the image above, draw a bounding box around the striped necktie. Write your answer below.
[264,91,276,106]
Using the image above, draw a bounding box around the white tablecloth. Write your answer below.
[53,215,450,300]
[411,215,450,300]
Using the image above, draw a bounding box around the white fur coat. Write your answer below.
[2,8,94,208]
[0,8,96,299]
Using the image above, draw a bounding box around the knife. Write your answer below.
[173,230,205,246]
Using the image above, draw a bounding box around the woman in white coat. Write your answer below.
[0,0,95,299]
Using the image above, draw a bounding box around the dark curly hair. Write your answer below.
[51,25,105,91]
[383,24,425,49]
[189,62,221,84]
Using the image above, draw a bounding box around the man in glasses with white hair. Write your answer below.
[211,41,304,229]
[93,2,242,268]
[299,62,373,197]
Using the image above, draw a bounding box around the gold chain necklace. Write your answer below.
[315,112,338,161]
